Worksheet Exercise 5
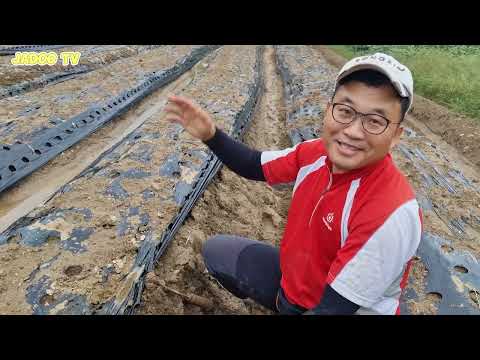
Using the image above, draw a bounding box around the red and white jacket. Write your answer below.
[261,138,423,315]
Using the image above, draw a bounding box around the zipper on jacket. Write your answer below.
[308,168,333,228]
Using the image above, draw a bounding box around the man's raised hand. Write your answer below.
[164,95,216,142]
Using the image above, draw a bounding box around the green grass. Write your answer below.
[328,45,480,120]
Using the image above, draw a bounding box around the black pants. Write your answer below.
[202,235,307,314]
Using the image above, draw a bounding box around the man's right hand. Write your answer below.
[164,95,217,142]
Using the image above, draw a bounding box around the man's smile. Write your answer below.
[335,139,364,156]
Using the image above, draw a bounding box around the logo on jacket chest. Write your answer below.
[322,212,335,231]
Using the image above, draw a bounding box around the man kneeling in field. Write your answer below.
[164,52,422,315]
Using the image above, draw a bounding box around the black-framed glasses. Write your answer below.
[331,103,400,135]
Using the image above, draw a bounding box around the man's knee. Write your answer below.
[201,235,224,270]
[201,235,249,299]
[201,234,256,276]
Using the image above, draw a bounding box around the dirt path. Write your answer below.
[139,45,293,315]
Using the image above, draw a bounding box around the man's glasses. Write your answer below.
[331,103,400,135]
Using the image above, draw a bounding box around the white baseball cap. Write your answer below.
[336,53,414,113]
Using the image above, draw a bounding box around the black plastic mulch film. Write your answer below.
[0,65,91,100]
[274,46,318,145]
[0,46,163,100]
[0,46,221,195]
[100,46,265,315]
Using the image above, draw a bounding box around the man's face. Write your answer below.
[322,81,404,174]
